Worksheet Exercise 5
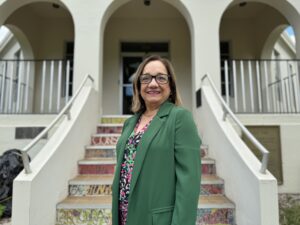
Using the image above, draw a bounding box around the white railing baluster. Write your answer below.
[8,62,14,113]
[240,60,246,112]
[295,61,300,112]
[293,66,300,112]
[287,62,294,112]
[41,61,46,113]
[278,61,287,112]
[65,60,70,105]
[0,62,7,113]
[271,85,277,113]
[24,61,30,113]
[49,60,54,113]
[233,60,238,112]
[263,61,271,112]
[248,60,254,112]
[285,79,291,113]
[256,61,262,112]
[225,60,230,105]
[16,61,23,113]
[57,60,62,112]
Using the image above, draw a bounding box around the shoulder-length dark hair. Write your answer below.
[131,55,182,113]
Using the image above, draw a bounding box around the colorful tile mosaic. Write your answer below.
[97,126,123,134]
[196,208,235,225]
[201,184,224,196]
[202,164,216,175]
[56,208,111,225]
[91,136,119,146]
[69,184,112,197]
[79,164,115,175]
[85,149,116,158]
[101,117,128,124]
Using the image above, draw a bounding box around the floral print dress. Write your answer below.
[118,118,151,225]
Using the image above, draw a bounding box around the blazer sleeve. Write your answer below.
[171,108,201,225]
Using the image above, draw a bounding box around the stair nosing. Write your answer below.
[97,123,124,127]
[78,159,116,165]
[57,196,235,210]
[85,145,116,149]
[92,133,121,137]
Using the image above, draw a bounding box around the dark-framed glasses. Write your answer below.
[139,74,170,84]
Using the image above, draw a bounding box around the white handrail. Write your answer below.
[201,73,269,174]
[21,74,94,174]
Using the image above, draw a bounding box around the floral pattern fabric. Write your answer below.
[119,118,151,225]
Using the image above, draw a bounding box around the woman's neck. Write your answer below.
[144,104,160,117]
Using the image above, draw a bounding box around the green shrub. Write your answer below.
[0,204,5,218]
[280,204,300,225]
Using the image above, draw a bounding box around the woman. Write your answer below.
[112,55,201,225]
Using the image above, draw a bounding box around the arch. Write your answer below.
[4,24,34,59]
[219,1,296,59]
[100,0,194,41]
[261,25,290,59]
[100,0,194,114]
[0,0,74,28]
[220,0,300,27]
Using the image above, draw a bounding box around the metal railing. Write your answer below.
[201,73,269,174]
[20,74,94,174]
[222,59,300,113]
[0,59,73,114]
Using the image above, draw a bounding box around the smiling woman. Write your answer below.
[112,55,201,225]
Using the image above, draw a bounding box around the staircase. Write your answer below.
[56,115,236,225]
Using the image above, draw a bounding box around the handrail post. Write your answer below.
[21,151,31,174]
[260,152,269,174]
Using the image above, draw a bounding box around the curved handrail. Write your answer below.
[20,74,94,174]
[201,73,269,174]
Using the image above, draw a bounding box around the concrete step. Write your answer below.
[56,195,235,225]
[97,124,123,134]
[68,174,224,197]
[78,158,215,175]
[91,133,120,146]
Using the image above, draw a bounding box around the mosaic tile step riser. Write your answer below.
[85,149,116,158]
[79,165,115,175]
[91,136,119,146]
[202,164,216,175]
[56,208,235,225]
[79,164,214,175]
[56,209,111,225]
[85,148,208,159]
[68,184,224,197]
[97,126,123,134]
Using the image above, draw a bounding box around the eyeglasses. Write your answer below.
[139,74,170,84]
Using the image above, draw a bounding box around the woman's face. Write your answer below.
[140,60,171,109]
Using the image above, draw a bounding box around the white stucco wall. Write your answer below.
[237,114,300,193]
[0,115,55,157]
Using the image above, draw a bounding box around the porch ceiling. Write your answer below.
[25,3,70,19]
[112,0,181,19]
[224,3,271,19]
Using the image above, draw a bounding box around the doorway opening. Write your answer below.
[120,42,169,114]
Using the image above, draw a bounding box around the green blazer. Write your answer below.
[112,101,201,225]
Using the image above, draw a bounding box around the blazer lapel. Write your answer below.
[112,113,140,204]
[129,101,174,197]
